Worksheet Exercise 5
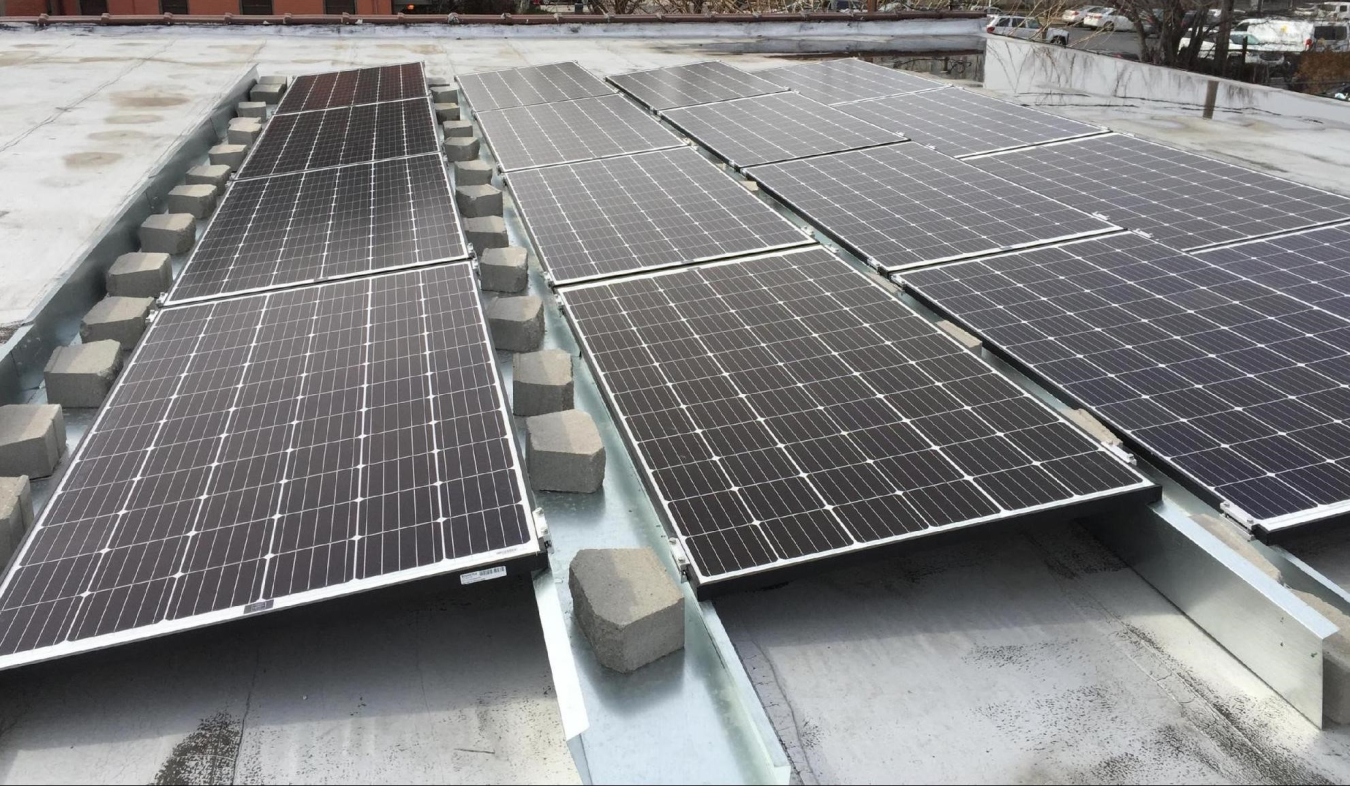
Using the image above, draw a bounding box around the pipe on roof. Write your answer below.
[15,9,983,25]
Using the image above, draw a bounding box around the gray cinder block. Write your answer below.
[434,103,460,122]
[513,349,573,417]
[251,83,284,104]
[0,405,66,479]
[166,184,218,219]
[456,184,503,219]
[527,409,605,494]
[569,547,682,673]
[454,160,493,187]
[1065,408,1121,447]
[427,74,452,88]
[209,143,247,169]
[186,164,231,189]
[465,216,507,253]
[138,213,196,255]
[236,100,268,119]
[43,340,123,408]
[107,252,172,298]
[431,85,459,104]
[443,137,480,162]
[257,75,288,87]
[227,118,263,146]
[80,296,154,352]
[487,295,543,352]
[479,247,528,294]
[0,476,33,569]
[936,320,981,351]
[443,120,474,139]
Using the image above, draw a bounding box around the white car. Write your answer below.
[1096,9,1136,31]
[1080,7,1112,27]
[1061,4,1106,25]
[986,15,1070,44]
[1188,31,1288,65]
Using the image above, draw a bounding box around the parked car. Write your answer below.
[986,14,1070,44]
[1188,31,1288,65]
[1061,4,1106,25]
[1080,7,1112,27]
[1316,1,1350,20]
[1229,17,1350,52]
[1097,9,1138,31]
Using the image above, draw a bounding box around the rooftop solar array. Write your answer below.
[0,264,541,669]
[475,94,683,172]
[607,61,787,111]
[238,98,439,180]
[506,146,810,285]
[747,144,1118,272]
[168,154,467,305]
[560,246,1155,596]
[1198,222,1350,321]
[971,134,1350,250]
[902,231,1350,536]
[838,89,1105,158]
[276,63,426,115]
[761,58,943,105]
[660,92,904,168]
[458,61,614,113]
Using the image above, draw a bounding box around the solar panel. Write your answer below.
[238,98,438,180]
[276,63,426,115]
[168,154,467,305]
[458,62,614,113]
[760,58,943,106]
[559,246,1155,596]
[970,134,1350,250]
[0,263,541,670]
[838,89,1105,158]
[607,61,786,111]
[475,94,683,172]
[746,144,1118,272]
[660,92,905,168]
[902,231,1350,537]
[1199,222,1350,321]
[506,146,811,285]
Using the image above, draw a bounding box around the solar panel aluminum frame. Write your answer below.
[557,246,1158,598]
[0,264,545,672]
[895,230,1350,541]
[164,152,471,307]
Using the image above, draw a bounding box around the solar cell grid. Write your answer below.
[169,154,467,305]
[1198,223,1350,321]
[746,144,1118,272]
[474,94,683,172]
[0,263,539,669]
[458,62,614,113]
[276,63,426,115]
[760,58,944,105]
[238,98,438,180]
[506,146,810,285]
[660,91,905,168]
[903,231,1350,534]
[607,61,786,111]
[838,89,1105,158]
[560,246,1155,595]
[970,134,1350,250]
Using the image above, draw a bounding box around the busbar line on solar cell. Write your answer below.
[606,61,787,112]
[746,144,1119,273]
[1196,222,1350,322]
[458,62,615,113]
[505,146,811,286]
[900,231,1350,535]
[759,58,945,106]
[0,264,540,670]
[836,89,1107,159]
[167,154,467,305]
[658,92,906,169]
[237,97,439,181]
[276,62,426,115]
[474,94,684,172]
[968,133,1350,251]
[559,246,1155,595]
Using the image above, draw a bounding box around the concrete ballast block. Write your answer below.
[430,85,459,104]
[80,296,154,352]
[456,184,503,219]
[236,100,268,119]
[0,405,66,479]
[443,120,474,139]
[569,547,683,673]
[166,184,218,219]
[434,103,461,122]
[513,349,574,417]
[936,320,982,351]
[487,295,543,352]
[186,164,231,189]
[209,143,248,169]
[465,216,507,253]
[139,213,196,255]
[43,340,123,408]
[527,409,605,494]
[107,252,172,298]
[1065,408,1122,447]
[251,83,285,104]
[454,160,493,187]
[427,74,452,88]
[443,137,481,162]
[257,75,288,87]
[0,476,34,570]
[479,247,528,294]
[227,118,263,146]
